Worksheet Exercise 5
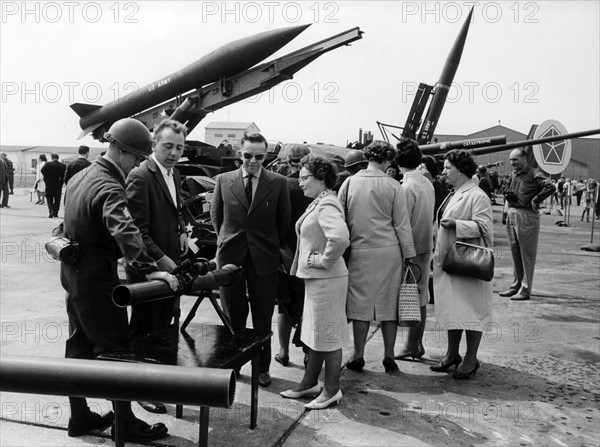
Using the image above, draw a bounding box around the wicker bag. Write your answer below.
[398,266,421,327]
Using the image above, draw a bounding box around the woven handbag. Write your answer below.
[398,266,421,327]
[442,222,494,282]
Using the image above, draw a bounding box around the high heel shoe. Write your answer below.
[280,384,322,399]
[394,345,425,361]
[382,357,398,373]
[453,361,480,380]
[430,356,462,372]
[345,357,365,372]
[274,353,289,367]
[305,390,342,410]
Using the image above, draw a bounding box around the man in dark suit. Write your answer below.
[125,119,189,414]
[211,133,291,387]
[64,145,91,185]
[0,154,9,207]
[41,152,66,218]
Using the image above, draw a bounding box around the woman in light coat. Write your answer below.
[394,138,435,361]
[281,155,350,410]
[432,150,493,379]
[35,154,47,204]
[338,141,416,373]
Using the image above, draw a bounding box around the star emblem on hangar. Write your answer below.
[539,125,567,165]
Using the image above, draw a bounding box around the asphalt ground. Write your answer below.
[1,189,599,447]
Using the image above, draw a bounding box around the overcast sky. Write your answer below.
[1,1,598,148]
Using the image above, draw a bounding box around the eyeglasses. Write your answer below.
[299,175,314,182]
[242,152,265,161]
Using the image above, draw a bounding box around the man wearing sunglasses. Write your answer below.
[211,133,291,387]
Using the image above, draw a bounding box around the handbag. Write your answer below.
[398,265,421,327]
[442,222,494,281]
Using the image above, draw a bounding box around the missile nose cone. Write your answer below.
[448,6,473,62]
[256,23,311,54]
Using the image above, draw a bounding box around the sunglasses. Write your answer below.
[242,152,265,161]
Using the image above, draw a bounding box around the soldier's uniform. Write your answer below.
[61,155,158,360]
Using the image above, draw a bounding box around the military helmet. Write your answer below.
[103,118,152,157]
[344,149,367,168]
[284,143,311,163]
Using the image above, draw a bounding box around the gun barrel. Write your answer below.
[420,135,507,155]
[469,128,600,156]
[113,264,242,307]
[0,354,235,408]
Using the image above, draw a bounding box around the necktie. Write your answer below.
[245,174,254,204]
[166,169,177,205]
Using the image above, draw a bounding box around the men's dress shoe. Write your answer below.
[305,390,343,410]
[258,372,272,387]
[511,294,530,301]
[345,357,365,372]
[430,356,462,372]
[67,410,114,437]
[453,361,480,380]
[280,384,322,399]
[499,289,519,297]
[111,418,168,443]
[138,401,167,414]
[274,353,290,366]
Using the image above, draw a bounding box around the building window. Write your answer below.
[227,133,236,138]
[215,133,223,138]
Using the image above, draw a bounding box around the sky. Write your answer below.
[1,1,599,148]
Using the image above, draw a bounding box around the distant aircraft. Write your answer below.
[71,25,363,141]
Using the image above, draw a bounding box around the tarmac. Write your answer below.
[1,189,599,447]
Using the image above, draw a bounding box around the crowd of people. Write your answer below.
[7,117,591,442]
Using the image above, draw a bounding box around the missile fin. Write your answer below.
[70,103,102,118]
[77,121,105,140]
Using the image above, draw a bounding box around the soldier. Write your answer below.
[333,149,368,192]
[60,118,178,442]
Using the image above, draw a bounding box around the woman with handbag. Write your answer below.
[280,155,350,410]
[338,141,416,374]
[394,138,435,361]
[432,150,493,380]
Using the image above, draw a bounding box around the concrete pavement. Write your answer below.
[1,189,598,446]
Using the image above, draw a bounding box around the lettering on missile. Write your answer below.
[158,78,171,88]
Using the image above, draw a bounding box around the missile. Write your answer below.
[417,7,473,144]
[71,24,310,139]
[419,135,507,155]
